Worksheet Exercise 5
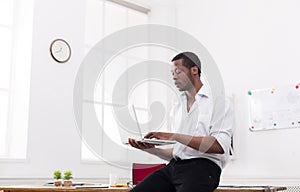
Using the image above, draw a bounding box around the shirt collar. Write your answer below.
[197,83,211,98]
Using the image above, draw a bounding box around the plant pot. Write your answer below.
[64,180,72,187]
[54,180,62,187]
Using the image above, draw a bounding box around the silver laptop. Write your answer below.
[131,105,176,145]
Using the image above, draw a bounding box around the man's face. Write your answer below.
[172,59,194,92]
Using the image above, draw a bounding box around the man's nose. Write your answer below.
[172,74,177,80]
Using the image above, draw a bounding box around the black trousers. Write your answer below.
[130,158,221,192]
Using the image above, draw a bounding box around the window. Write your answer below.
[0,0,33,159]
[82,0,160,163]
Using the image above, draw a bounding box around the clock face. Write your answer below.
[50,39,71,63]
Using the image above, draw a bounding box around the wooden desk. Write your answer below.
[0,185,286,192]
[216,186,287,192]
[0,186,128,192]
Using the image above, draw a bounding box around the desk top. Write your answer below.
[0,186,128,192]
[0,185,287,192]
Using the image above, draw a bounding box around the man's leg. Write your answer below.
[130,167,175,192]
[173,158,221,192]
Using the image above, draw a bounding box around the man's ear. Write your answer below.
[191,67,198,75]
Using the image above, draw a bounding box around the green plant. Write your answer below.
[63,171,73,180]
[53,170,62,180]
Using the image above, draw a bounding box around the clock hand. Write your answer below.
[55,47,62,53]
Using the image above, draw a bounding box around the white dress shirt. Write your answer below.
[170,83,233,169]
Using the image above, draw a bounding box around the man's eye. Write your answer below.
[171,68,181,75]
[175,68,181,74]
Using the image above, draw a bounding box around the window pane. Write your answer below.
[0,28,12,89]
[0,0,13,26]
[82,0,150,162]
[127,46,149,61]
[93,73,104,103]
[102,105,150,162]
[81,141,99,161]
[103,105,122,143]
[148,81,173,132]
[81,102,104,160]
[101,55,127,104]
[85,0,104,46]
[128,9,148,27]
[0,91,8,156]
[2,0,34,159]
[126,55,150,122]
[104,1,127,35]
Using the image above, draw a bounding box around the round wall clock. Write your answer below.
[50,39,71,63]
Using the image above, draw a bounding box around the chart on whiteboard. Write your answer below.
[248,83,300,131]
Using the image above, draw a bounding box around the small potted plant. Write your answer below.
[53,170,62,187]
[63,171,73,187]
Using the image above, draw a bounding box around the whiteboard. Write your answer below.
[248,83,300,131]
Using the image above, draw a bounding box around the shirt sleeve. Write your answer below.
[209,98,234,154]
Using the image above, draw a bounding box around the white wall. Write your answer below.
[2,0,300,186]
[0,0,177,182]
[0,0,123,181]
[0,0,86,179]
[175,0,300,185]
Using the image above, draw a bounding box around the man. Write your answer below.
[128,52,233,192]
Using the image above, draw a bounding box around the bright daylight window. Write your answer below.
[81,0,162,163]
[0,0,33,159]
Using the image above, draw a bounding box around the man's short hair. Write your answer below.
[171,52,201,77]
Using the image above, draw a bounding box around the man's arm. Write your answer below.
[144,132,224,154]
[145,99,233,154]
[173,134,224,154]
[128,138,173,161]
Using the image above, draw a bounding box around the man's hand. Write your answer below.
[128,138,155,149]
[128,138,174,161]
[144,132,176,140]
